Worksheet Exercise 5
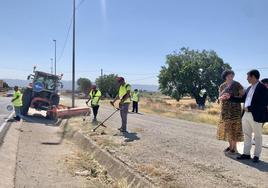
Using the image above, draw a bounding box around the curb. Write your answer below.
[63,119,153,188]
[0,112,14,144]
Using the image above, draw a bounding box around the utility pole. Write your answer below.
[53,39,57,75]
[50,58,53,74]
[72,0,76,108]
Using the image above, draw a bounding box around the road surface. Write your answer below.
[72,98,268,188]
[0,96,12,125]
[0,96,267,187]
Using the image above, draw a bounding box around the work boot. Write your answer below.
[14,116,20,121]
[120,129,128,133]
[92,118,97,124]
[252,156,259,163]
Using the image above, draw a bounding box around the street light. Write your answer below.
[50,58,53,74]
[53,39,57,75]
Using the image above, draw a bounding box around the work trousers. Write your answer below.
[92,105,99,119]
[14,106,21,121]
[242,112,263,157]
[119,103,129,131]
[132,101,138,113]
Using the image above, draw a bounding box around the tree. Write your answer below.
[158,47,231,102]
[3,82,9,88]
[77,78,92,95]
[95,74,119,98]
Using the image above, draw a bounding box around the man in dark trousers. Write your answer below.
[223,70,268,163]
[132,89,140,113]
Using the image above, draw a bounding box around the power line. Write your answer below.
[57,18,72,63]
[57,0,87,64]
[76,0,87,9]
[104,71,159,76]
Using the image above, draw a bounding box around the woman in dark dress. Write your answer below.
[217,70,244,153]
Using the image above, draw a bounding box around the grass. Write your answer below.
[94,137,121,148]
[139,95,268,135]
[136,164,162,177]
[65,151,133,188]
[65,151,114,184]
[139,96,220,125]
[113,178,129,188]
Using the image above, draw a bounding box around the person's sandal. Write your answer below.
[228,149,236,154]
[224,147,230,152]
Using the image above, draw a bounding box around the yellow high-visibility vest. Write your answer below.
[13,91,23,107]
[119,83,131,103]
[89,90,102,106]
[132,92,140,102]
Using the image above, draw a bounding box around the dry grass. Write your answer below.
[94,137,121,148]
[139,97,220,126]
[139,95,268,135]
[113,178,129,188]
[65,151,133,187]
[65,151,114,184]
[136,164,162,177]
[132,127,144,133]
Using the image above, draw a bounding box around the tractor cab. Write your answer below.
[21,67,63,116]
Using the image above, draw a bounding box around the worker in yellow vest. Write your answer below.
[111,77,131,133]
[86,85,102,123]
[11,86,23,121]
[132,89,140,113]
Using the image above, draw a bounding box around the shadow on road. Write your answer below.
[123,132,140,142]
[22,114,59,126]
[225,153,268,172]
[41,119,69,146]
[128,112,144,115]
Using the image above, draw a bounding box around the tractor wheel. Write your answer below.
[21,88,32,115]
[51,95,60,106]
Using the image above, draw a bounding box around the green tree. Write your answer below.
[3,82,9,88]
[77,78,92,95]
[159,47,231,102]
[95,74,118,98]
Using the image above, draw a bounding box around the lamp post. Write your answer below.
[50,58,53,74]
[72,0,76,108]
[53,39,57,75]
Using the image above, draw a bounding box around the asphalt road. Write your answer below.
[1,96,267,188]
[0,96,12,125]
[83,102,268,188]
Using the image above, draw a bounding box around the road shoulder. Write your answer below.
[0,121,21,188]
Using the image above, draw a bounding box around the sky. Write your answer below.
[0,0,268,86]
